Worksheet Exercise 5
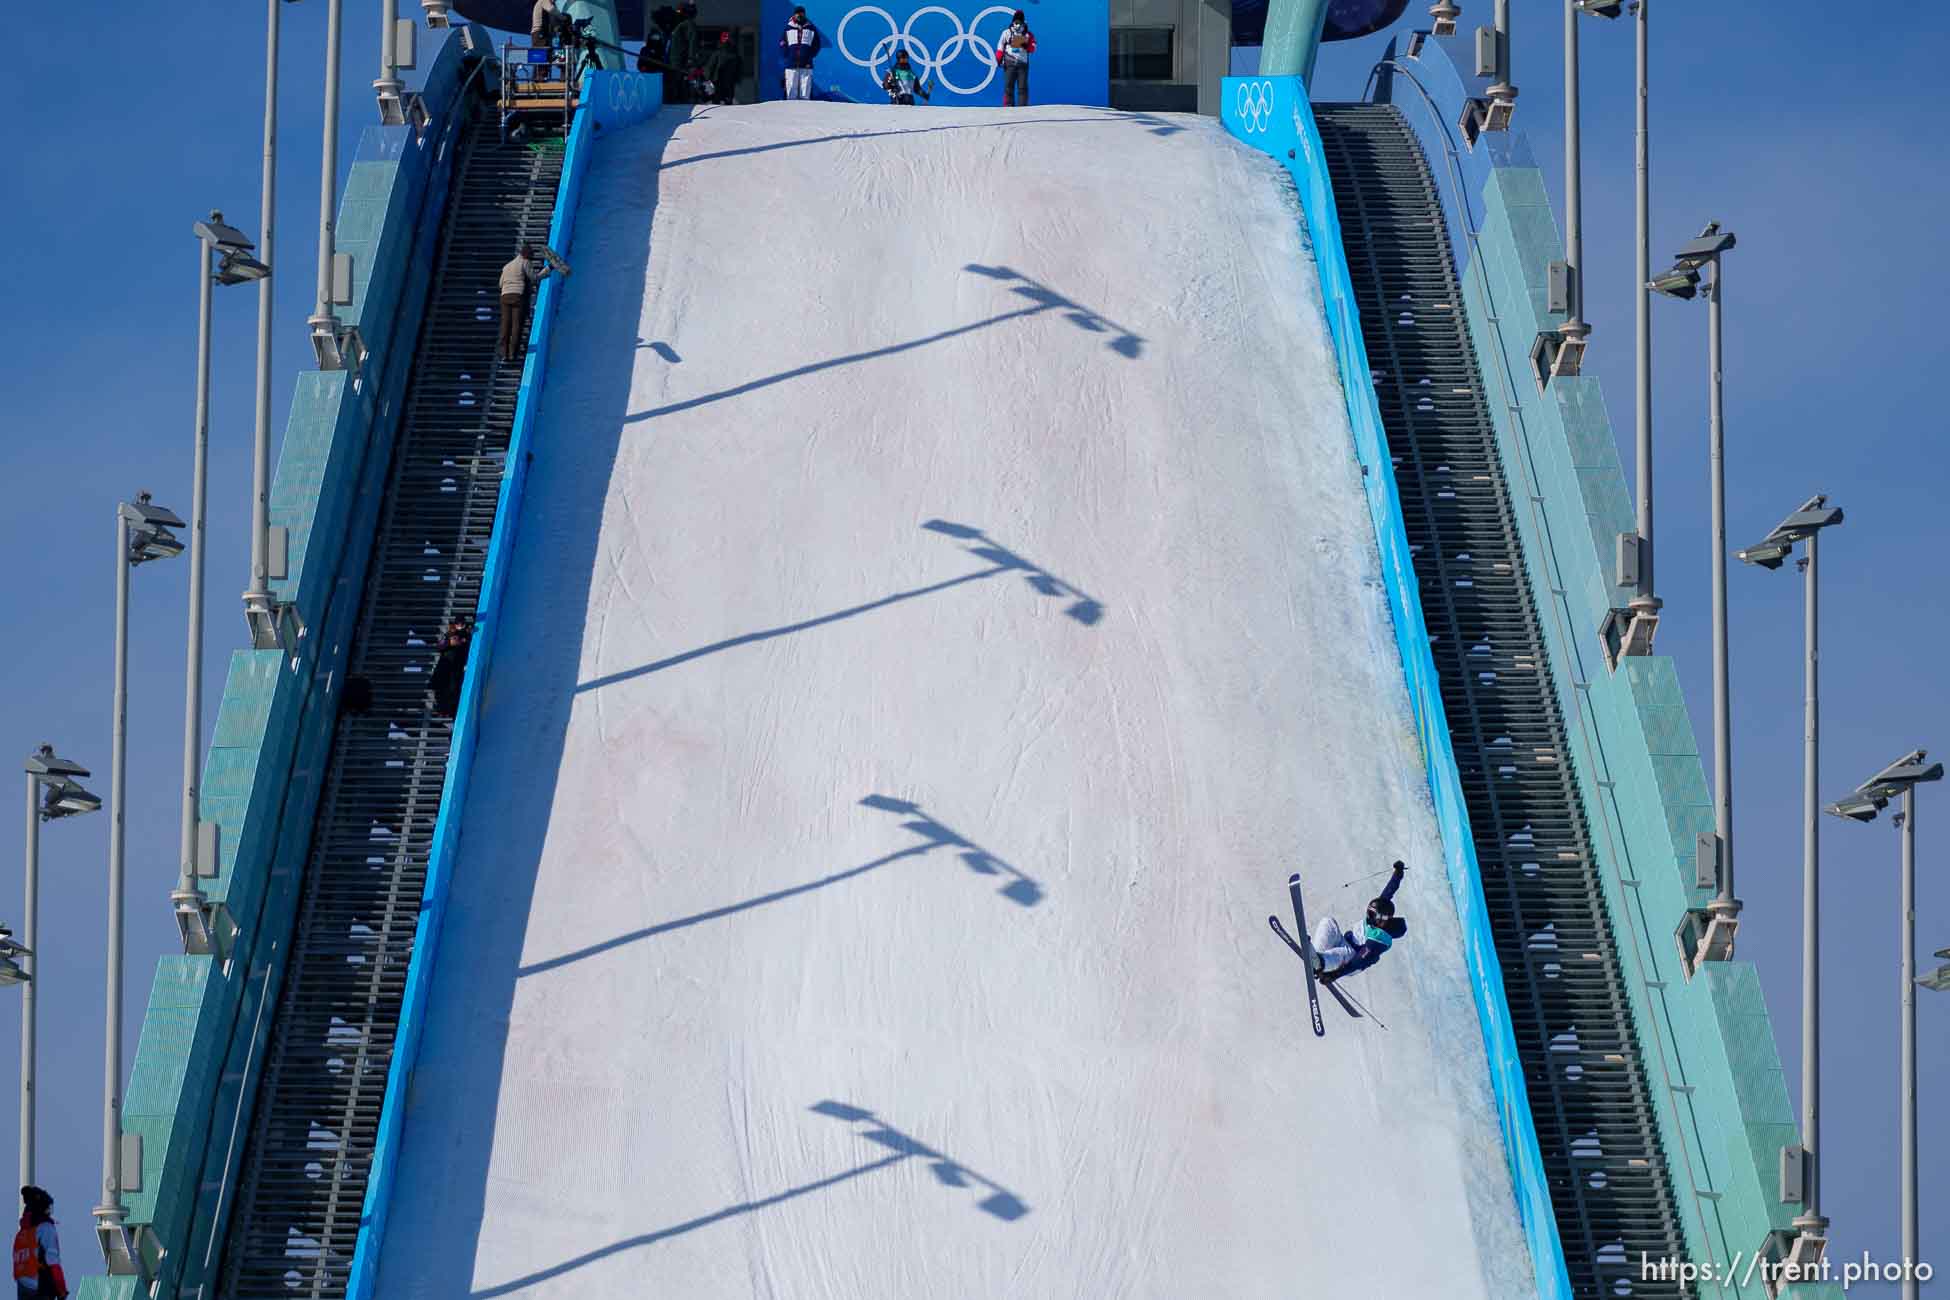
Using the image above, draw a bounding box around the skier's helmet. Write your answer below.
[1012,9,1026,20]
[20,1185,52,1215]
[1366,896,1397,926]
[894,48,910,64]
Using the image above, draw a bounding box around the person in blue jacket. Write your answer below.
[779,5,822,100]
[1309,861,1407,981]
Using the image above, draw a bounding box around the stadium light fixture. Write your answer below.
[1649,263,1700,299]
[423,0,452,28]
[1575,0,1624,17]
[1920,948,1950,993]
[1429,2,1461,38]
[1826,746,1940,1295]
[1738,495,1845,1248]
[22,745,98,1186]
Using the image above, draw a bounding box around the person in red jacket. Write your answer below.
[995,10,1035,107]
[13,1187,67,1300]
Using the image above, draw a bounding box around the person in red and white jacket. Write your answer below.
[995,10,1035,107]
[13,1187,67,1300]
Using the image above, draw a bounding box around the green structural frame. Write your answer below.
[77,29,495,1300]
[1377,35,1843,1298]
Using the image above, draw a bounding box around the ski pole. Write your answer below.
[1333,982,1388,1031]
[1338,868,1395,890]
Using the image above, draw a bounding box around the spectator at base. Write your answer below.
[13,1187,68,1300]
[779,5,822,100]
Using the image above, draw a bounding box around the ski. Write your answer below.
[1269,914,1359,1021]
[1283,872,1325,1037]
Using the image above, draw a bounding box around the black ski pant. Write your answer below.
[1003,63,1029,107]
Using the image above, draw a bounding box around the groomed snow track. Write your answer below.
[368,102,1539,1299]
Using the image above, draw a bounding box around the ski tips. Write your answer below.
[1287,872,1301,885]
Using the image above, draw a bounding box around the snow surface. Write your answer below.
[375,102,1537,1299]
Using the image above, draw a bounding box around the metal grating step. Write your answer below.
[217,123,563,1300]
[1313,103,1692,1298]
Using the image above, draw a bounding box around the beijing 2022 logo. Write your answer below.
[1234,79,1275,134]
[837,5,1017,96]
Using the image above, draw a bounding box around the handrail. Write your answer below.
[1366,53,1735,1278]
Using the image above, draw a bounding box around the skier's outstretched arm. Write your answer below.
[1378,859,1406,903]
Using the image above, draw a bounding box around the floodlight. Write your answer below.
[0,959,26,987]
[192,215,255,254]
[1736,540,1792,570]
[0,928,28,960]
[1429,2,1460,37]
[1649,263,1701,299]
[25,745,89,781]
[41,777,102,821]
[1575,0,1624,16]
[216,250,271,285]
[119,492,185,565]
[1855,751,1944,801]
[1824,791,1888,823]
[1758,494,1843,547]
[423,0,452,27]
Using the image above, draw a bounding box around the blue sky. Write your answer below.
[0,0,1941,1286]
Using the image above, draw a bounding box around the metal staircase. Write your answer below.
[218,124,565,1299]
[1313,103,1691,1297]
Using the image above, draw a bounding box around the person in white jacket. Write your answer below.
[996,10,1034,107]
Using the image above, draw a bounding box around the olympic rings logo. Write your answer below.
[1234,79,1275,134]
[836,5,1017,97]
[605,72,652,113]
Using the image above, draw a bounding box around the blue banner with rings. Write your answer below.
[758,1,1108,106]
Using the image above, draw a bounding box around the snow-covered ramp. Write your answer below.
[374,102,1535,1299]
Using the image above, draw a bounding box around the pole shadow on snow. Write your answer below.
[860,794,1044,906]
[516,792,1039,979]
[620,265,1143,426]
[362,111,683,1298]
[574,517,1100,696]
[637,336,682,362]
[467,1100,1028,1296]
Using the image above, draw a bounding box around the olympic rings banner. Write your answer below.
[759,0,1108,107]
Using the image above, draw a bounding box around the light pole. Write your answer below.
[180,216,267,958]
[1826,749,1943,1300]
[1737,495,1843,1268]
[20,748,101,1188]
[1531,0,1621,387]
[308,0,360,373]
[244,0,285,649]
[1651,221,1738,969]
[1485,0,1516,127]
[1620,0,1660,656]
[377,0,406,123]
[95,493,186,1270]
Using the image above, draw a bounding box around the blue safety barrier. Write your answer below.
[1220,74,1573,1300]
[343,69,660,1300]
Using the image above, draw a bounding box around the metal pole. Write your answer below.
[378,0,403,118]
[96,512,131,1233]
[315,0,345,326]
[21,773,37,1190]
[179,229,214,919]
[1488,0,1514,104]
[1708,255,1736,920]
[1630,0,1657,617]
[244,0,280,633]
[1795,532,1823,1231]
[1900,787,1918,1300]
[1562,0,1587,343]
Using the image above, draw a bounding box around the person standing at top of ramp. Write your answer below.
[531,0,566,47]
[996,10,1035,107]
[497,243,550,365]
[13,1187,68,1300]
[1309,861,1408,981]
[779,5,822,100]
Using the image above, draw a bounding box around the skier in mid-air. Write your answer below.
[1308,861,1406,981]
